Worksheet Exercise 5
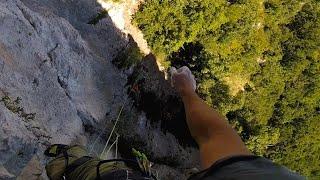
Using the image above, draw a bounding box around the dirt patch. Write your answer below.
[0,43,14,66]
[223,75,248,96]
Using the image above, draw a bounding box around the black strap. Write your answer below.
[62,151,69,170]
[188,155,260,180]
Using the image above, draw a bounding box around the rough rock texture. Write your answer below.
[0,0,199,179]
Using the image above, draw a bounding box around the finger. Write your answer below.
[180,66,193,80]
[177,66,189,74]
[191,77,197,90]
[183,67,197,90]
[170,67,178,87]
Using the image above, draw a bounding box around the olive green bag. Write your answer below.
[44,144,157,180]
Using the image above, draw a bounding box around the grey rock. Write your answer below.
[0,0,127,177]
[153,164,187,180]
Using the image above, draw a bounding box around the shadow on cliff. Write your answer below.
[127,54,197,147]
[20,0,127,60]
[19,0,197,171]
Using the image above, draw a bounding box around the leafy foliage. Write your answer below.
[134,0,320,177]
[88,9,108,25]
[113,38,144,69]
[1,95,36,121]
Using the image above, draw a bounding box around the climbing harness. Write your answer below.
[44,144,157,180]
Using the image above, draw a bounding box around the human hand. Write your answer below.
[170,66,196,96]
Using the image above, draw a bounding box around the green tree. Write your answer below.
[134,0,320,177]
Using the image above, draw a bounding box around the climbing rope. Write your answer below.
[89,76,142,158]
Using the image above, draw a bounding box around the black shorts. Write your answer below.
[188,155,304,180]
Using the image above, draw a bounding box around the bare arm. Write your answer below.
[171,67,251,169]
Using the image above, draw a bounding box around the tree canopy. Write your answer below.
[134,0,320,178]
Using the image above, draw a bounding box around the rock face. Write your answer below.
[0,0,198,179]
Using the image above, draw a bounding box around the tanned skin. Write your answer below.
[172,67,252,169]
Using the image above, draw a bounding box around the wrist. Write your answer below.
[180,88,197,99]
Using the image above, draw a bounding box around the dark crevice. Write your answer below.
[57,76,71,99]
[127,54,197,147]
[17,4,37,32]
[57,76,67,89]
[169,42,212,83]
[42,44,60,68]
[47,44,59,62]
[77,110,99,134]
[46,43,71,100]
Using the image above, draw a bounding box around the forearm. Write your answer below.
[181,91,230,142]
[170,66,251,168]
[181,90,251,168]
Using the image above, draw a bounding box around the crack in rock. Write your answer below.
[57,76,71,99]
[16,4,37,32]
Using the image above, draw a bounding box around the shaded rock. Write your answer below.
[114,54,200,172]
[0,165,15,179]
[152,164,187,180]
[17,156,43,180]
[127,54,197,147]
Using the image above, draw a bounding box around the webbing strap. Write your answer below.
[65,156,93,176]
[44,144,73,179]
[96,159,157,180]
